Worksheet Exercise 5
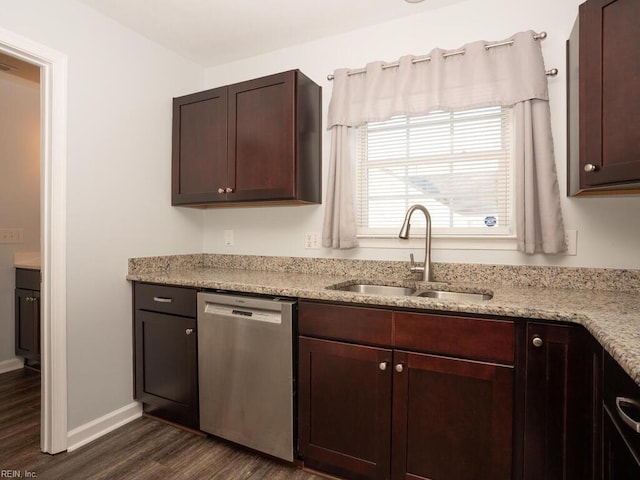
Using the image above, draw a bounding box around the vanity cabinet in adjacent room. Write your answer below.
[15,268,41,365]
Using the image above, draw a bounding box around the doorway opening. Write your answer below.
[0,26,67,454]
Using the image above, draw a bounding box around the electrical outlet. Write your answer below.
[563,229,577,256]
[224,230,234,247]
[304,232,320,249]
[0,228,24,244]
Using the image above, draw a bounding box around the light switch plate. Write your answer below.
[563,230,577,256]
[304,232,320,249]
[0,228,24,244]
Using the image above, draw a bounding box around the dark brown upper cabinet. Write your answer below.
[172,70,322,206]
[567,0,640,195]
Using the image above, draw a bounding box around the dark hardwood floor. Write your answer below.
[0,368,325,480]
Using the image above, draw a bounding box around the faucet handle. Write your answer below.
[409,253,425,273]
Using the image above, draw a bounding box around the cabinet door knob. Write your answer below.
[532,335,543,347]
[185,328,194,335]
[379,362,388,371]
[217,188,225,194]
[395,363,404,373]
[584,163,598,173]
[225,187,234,193]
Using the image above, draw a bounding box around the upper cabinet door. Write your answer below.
[171,70,321,207]
[568,0,640,194]
[172,87,228,205]
[227,71,296,202]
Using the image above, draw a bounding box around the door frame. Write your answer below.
[0,26,68,454]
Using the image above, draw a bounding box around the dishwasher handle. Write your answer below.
[203,301,283,324]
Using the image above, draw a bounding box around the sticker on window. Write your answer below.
[484,216,498,227]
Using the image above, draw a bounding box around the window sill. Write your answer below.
[356,235,519,251]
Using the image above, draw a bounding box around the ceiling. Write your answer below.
[77,0,467,67]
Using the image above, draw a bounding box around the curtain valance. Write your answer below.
[327,31,549,129]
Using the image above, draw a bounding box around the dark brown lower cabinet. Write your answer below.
[15,268,41,364]
[602,350,640,479]
[133,283,198,429]
[15,288,40,361]
[298,302,515,480]
[298,337,392,480]
[392,351,513,480]
[603,407,640,479]
[520,322,592,480]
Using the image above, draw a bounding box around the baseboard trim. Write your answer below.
[67,401,143,452]
[0,357,25,374]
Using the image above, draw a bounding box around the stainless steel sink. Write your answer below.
[414,290,493,301]
[337,284,416,296]
[330,283,492,301]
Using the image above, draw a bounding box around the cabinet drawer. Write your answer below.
[394,312,514,364]
[134,283,197,318]
[299,301,393,347]
[16,268,40,291]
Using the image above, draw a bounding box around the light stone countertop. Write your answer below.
[127,260,640,387]
[14,251,41,270]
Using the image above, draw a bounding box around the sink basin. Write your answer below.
[330,283,492,301]
[337,284,416,296]
[415,290,493,301]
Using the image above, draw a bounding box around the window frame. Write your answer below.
[353,106,517,246]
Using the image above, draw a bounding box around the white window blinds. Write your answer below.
[355,106,514,237]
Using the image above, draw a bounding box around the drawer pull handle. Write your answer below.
[615,397,640,434]
[395,363,404,373]
[153,296,173,303]
[379,362,388,371]
[532,335,543,348]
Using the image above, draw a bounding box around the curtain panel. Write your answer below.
[322,30,566,254]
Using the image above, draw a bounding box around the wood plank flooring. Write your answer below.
[0,368,325,480]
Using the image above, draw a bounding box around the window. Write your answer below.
[355,106,514,238]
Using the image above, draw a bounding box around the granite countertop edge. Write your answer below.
[127,266,640,387]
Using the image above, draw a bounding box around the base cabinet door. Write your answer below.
[392,351,513,480]
[603,407,640,479]
[134,310,198,429]
[521,322,591,480]
[602,350,640,479]
[15,288,40,361]
[298,336,392,480]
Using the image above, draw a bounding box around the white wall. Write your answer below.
[0,0,637,445]
[201,0,640,270]
[0,72,40,364]
[1,0,205,430]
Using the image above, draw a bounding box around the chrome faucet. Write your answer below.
[398,204,433,283]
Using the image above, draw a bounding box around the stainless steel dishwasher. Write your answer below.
[197,291,296,462]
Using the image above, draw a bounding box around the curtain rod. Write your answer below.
[327,31,558,81]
